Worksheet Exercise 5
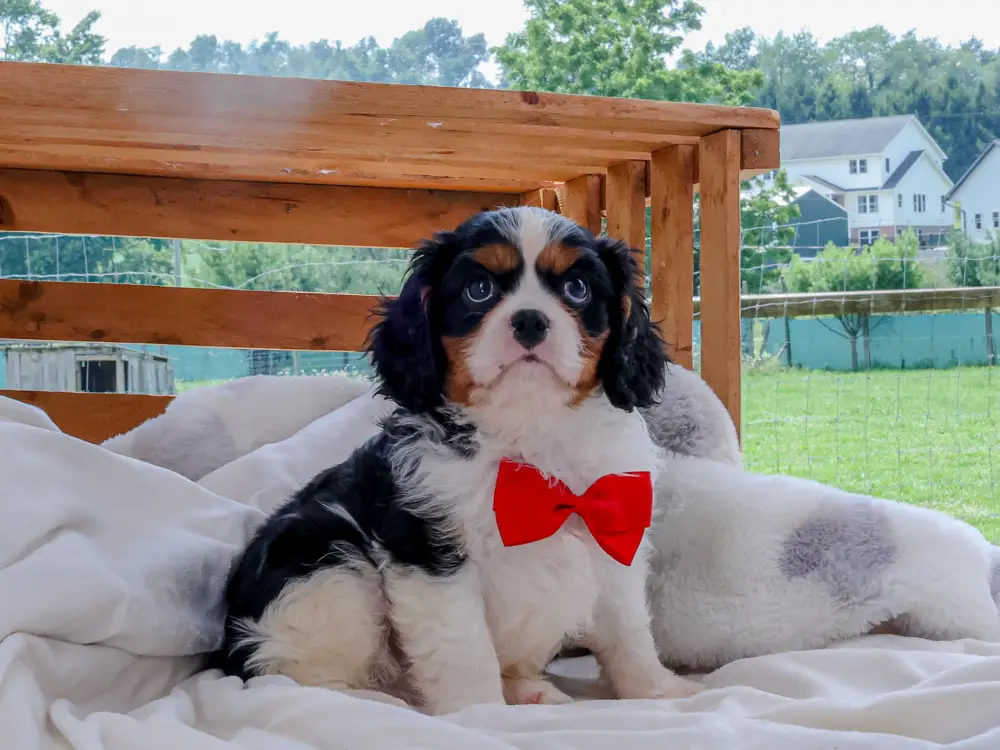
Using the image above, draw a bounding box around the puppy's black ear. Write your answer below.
[366,234,459,414]
[595,238,669,411]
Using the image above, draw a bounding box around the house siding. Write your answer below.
[790,191,849,256]
[950,147,1000,243]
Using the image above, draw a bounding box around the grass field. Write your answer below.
[177,366,1000,540]
[743,367,1000,540]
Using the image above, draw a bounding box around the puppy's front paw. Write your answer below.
[504,676,575,706]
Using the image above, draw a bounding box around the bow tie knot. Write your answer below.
[492,459,653,566]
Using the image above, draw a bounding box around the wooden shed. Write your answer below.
[2,343,174,395]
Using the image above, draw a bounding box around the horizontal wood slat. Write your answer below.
[0,280,378,350]
[0,390,171,443]
[0,62,779,191]
[691,286,1000,319]
[0,169,515,247]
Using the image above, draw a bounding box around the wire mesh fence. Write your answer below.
[1,226,998,539]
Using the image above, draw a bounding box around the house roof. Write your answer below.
[791,188,848,215]
[781,114,946,162]
[801,174,881,193]
[881,150,923,189]
[946,140,1000,199]
[799,149,944,195]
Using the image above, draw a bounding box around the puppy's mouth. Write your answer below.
[491,354,568,385]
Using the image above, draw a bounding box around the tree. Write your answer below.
[109,19,491,88]
[0,1,104,63]
[736,170,801,295]
[945,230,1000,364]
[495,0,761,104]
[0,234,174,284]
[190,242,407,296]
[783,232,925,369]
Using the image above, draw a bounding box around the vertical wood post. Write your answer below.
[606,160,647,287]
[559,174,603,235]
[699,129,742,436]
[519,188,559,211]
[649,146,696,369]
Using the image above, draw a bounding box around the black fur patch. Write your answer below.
[217,424,466,680]
[594,238,670,411]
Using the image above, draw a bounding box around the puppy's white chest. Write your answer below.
[475,512,602,668]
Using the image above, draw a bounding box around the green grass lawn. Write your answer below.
[743,367,1000,541]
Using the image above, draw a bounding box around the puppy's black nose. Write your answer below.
[510,309,549,350]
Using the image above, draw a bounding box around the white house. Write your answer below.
[946,140,1000,243]
[771,115,954,247]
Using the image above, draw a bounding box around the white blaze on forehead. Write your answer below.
[491,207,577,266]
[463,207,586,392]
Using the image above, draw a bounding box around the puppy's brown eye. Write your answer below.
[465,277,496,304]
[562,277,590,305]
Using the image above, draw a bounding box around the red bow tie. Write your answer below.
[492,459,653,566]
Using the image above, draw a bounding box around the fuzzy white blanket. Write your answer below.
[4,387,1000,749]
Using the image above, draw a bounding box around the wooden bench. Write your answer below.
[0,61,779,443]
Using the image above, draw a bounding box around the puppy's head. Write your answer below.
[367,207,667,415]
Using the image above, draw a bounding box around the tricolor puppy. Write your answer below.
[218,207,703,713]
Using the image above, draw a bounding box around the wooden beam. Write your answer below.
[0,390,171,443]
[0,280,377,351]
[0,169,516,248]
[559,175,603,234]
[698,130,743,435]
[649,146,696,369]
[740,128,781,179]
[605,161,647,280]
[519,188,559,211]
[707,286,1000,319]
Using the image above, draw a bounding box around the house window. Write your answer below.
[858,159,868,174]
[993,211,999,229]
[913,194,927,213]
[858,194,878,214]
[859,229,881,246]
[850,159,858,174]
[941,197,946,213]
[885,158,891,173]
[975,214,982,230]
[897,193,903,208]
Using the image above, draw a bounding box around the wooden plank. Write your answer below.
[519,188,559,211]
[0,62,780,136]
[712,286,1000,319]
[740,128,781,178]
[0,169,514,248]
[605,161,647,282]
[0,63,778,187]
[698,130,742,435]
[0,390,171,443]
[650,146,696,369]
[559,175,603,235]
[0,280,377,351]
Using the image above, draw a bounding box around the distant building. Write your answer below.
[946,140,1000,243]
[788,188,850,257]
[765,115,954,247]
[1,343,174,394]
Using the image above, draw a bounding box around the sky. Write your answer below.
[40,0,999,59]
